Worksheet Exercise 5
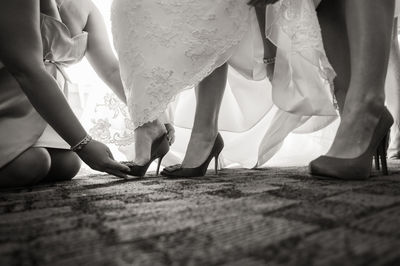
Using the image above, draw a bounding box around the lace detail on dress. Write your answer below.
[111,0,252,128]
[88,93,135,146]
[271,0,323,52]
[266,0,337,114]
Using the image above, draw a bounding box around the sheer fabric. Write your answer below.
[74,0,400,168]
[110,0,337,167]
[72,0,400,168]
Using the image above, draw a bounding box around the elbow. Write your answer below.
[6,60,44,79]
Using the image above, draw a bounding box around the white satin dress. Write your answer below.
[111,0,338,168]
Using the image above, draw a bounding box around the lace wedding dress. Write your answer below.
[112,0,253,127]
[111,0,338,167]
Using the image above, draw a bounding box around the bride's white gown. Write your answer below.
[111,0,338,168]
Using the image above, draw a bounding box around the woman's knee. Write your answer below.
[47,150,82,181]
[0,148,51,187]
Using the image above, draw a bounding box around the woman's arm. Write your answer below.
[0,0,129,177]
[0,0,87,146]
[254,6,277,81]
[84,0,127,104]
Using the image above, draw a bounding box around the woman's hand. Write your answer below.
[164,123,175,145]
[247,0,280,7]
[266,63,275,82]
[76,139,130,178]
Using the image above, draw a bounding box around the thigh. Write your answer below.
[0,147,51,188]
[43,149,81,182]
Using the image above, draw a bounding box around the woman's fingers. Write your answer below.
[77,139,131,175]
[167,133,175,145]
[104,157,130,179]
[105,159,131,173]
[93,159,129,178]
[104,168,128,179]
[165,123,176,145]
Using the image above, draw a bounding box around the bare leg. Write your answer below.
[318,0,394,158]
[41,149,81,182]
[0,148,51,188]
[181,63,227,168]
[386,18,400,158]
[0,147,82,187]
[317,0,350,113]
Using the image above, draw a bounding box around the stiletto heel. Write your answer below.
[156,156,164,176]
[378,133,389,175]
[214,155,219,175]
[122,133,169,177]
[309,107,394,180]
[161,133,224,178]
[374,152,380,170]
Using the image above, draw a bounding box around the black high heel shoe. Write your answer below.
[374,132,390,175]
[160,133,224,178]
[309,107,394,180]
[122,133,170,177]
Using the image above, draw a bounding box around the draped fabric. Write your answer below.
[5,0,400,171]
[110,0,337,168]
[67,0,400,168]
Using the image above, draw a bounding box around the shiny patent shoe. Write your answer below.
[161,133,224,178]
[309,107,394,180]
[122,133,169,177]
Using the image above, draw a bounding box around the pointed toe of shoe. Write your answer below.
[160,164,183,177]
[309,156,333,178]
[309,156,371,180]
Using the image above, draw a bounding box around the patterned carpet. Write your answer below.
[1,162,400,266]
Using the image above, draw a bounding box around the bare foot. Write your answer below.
[134,120,166,165]
[182,130,218,168]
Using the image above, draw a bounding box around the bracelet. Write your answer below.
[263,57,276,65]
[70,134,92,152]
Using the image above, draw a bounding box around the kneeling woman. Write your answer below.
[0,0,130,187]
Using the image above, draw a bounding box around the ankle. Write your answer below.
[343,94,384,117]
[190,128,218,141]
[138,119,163,130]
[136,119,166,137]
